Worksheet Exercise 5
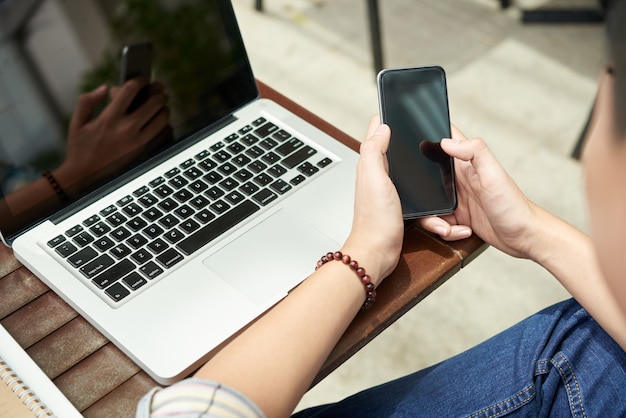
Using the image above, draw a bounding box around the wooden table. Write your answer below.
[0,82,487,417]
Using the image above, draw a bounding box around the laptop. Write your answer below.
[0,0,357,384]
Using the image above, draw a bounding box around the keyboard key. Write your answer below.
[149,177,165,187]
[178,200,260,255]
[261,152,280,164]
[90,222,111,237]
[210,141,225,151]
[213,150,231,162]
[195,149,210,160]
[254,173,273,186]
[47,235,66,248]
[242,136,260,147]
[159,214,179,229]
[127,217,148,232]
[189,179,209,193]
[272,129,291,141]
[251,116,266,127]
[180,158,195,169]
[267,164,287,178]
[168,176,188,189]
[116,195,133,207]
[80,254,115,279]
[232,154,251,167]
[290,175,306,185]
[317,157,333,168]
[205,186,225,200]
[248,160,267,173]
[174,204,194,219]
[276,138,304,156]
[68,247,98,268]
[203,171,223,185]
[240,182,260,196]
[122,272,147,291]
[189,195,211,209]
[283,146,317,169]
[154,184,174,198]
[270,179,292,195]
[133,185,150,197]
[138,193,158,207]
[122,203,143,217]
[217,162,237,176]
[234,169,253,182]
[156,248,183,269]
[100,205,117,217]
[143,225,164,239]
[111,226,132,241]
[210,200,230,214]
[219,178,239,191]
[173,189,193,203]
[147,238,168,254]
[143,207,163,222]
[224,132,239,142]
[180,219,200,233]
[259,138,278,150]
[107,212,127,226]
[158,197,178,212]
[164,167,180,178]
[127,233,148,249]
[105,282,130,302]
[83,215,101,227]
[227,142,245,154]
[195,209,216,224]
[238,124,253,135]
[164,228,184,244]
[254,122,279,138]
[56,242,78,257]
[183,166,203,180]
[73,232,94,247]
[297,161,320,176]
[131,248,153,264]
[225,191,245,205]
[140,261,164,279]
[94,236,116,252]
[122,272,148,290]
[199,159,217,171]
[65,225,83,237]
[92,259,134,289]
[252,189,278,206]
[110,243,131,259]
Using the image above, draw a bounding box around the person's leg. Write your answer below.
[293,299,626,417]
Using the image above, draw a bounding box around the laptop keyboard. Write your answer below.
[44,117,334,305]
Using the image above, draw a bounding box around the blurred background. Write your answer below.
[228,0,604,411]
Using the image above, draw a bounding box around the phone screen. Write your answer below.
[377,66,456,218]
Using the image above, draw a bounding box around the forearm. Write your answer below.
[194,258,367,418]
[528,205,626,350]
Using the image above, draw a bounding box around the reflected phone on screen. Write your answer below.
[120,42,153,113]
[377,65,457,219]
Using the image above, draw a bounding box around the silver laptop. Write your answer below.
[0,0,357,384]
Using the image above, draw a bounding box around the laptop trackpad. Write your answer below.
[203,210,339,305]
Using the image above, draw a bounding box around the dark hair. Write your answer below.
[606,0,626,135]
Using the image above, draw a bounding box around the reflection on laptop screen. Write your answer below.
[0,0,257,241]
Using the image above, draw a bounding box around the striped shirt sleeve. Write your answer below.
[136,378,265,418]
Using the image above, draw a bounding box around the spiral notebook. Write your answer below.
[0,324,82,418]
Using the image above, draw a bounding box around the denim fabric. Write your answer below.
[293,299,626,417]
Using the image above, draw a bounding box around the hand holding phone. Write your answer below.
[377,65,457,219]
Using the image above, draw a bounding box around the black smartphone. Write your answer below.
[119,42,153,112]
[377,65,457,219]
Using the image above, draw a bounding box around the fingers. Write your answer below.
[70,85,108,129]
[419,215,472,241]
[105,77,151,116]
[360,116,390,157]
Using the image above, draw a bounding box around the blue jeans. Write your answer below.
[293,299,626,417]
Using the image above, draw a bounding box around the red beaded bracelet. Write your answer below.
[315,251,376,310]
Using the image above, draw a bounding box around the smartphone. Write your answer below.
[377,65,457,219]
[119,42,153,112]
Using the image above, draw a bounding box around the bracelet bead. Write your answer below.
[315,251,376,310]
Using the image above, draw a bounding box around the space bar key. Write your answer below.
[177,200,260,256]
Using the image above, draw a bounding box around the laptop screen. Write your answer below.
[0,0,258,243]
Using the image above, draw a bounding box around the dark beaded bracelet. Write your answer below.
[42,170,69,202]
[315,251,376,310]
